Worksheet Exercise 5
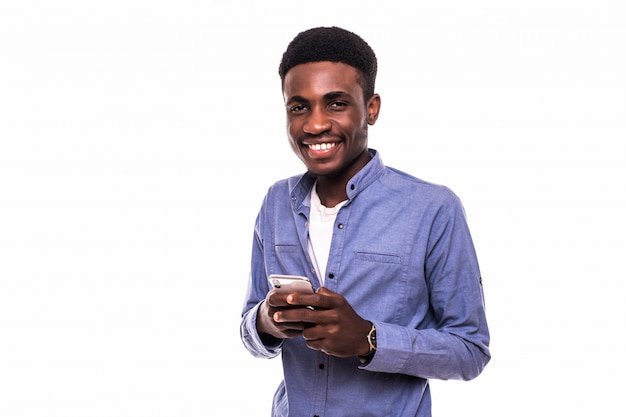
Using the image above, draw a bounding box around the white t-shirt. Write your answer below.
[307,183,347,285]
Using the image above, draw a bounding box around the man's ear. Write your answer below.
[367,94,381,125]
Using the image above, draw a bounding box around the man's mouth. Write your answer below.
[307,142,337,151]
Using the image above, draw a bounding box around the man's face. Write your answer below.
[283,61,380,179]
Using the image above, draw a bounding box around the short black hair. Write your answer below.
[278,26,377,100]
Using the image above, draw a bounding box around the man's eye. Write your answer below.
[329,102,347,110]
[290,104,307,113]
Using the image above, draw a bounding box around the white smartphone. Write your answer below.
[269,274,314,294]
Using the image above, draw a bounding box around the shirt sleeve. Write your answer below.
[240,200,284,359]
[240,302,283,359]
[361,195,490,381]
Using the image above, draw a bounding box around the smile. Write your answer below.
[308,142,336,151]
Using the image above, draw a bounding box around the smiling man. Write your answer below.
[283,60,379,208]
[240,26,491,417]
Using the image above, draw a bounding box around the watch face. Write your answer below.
[367,325,377,350]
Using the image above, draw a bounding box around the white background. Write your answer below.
[1,1,624,416]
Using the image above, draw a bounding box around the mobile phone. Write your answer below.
[269,274,314,294]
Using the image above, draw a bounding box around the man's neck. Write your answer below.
[314,148,372,207]
[315,180,348,208]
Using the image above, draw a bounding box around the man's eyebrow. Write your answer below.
[285,95,308,105]
[285,91,351,106]
[324,91,350,100]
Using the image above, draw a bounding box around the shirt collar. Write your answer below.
[288,149,385,212]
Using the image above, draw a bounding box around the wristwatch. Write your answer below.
[358,322,376,364]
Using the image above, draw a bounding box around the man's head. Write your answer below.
[279,26,378,102]
[280,27,381,184]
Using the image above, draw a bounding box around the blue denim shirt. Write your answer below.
[241,149,490,417]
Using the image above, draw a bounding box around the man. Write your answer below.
[240,26,490,417]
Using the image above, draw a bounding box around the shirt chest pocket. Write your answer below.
[272,244,310,277]
[355,251,401,264]
[338,249,419,322]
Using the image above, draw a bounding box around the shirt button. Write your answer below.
[350,183,355,190]
[337,223,344,229]
[328,273,334,279]
[318,363,325,369]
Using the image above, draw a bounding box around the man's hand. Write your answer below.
[256,288,316,340]
[273,287,372,357]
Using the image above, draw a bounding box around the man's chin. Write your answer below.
[306,166,342,179]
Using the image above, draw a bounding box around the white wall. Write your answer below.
[1,1,624,416]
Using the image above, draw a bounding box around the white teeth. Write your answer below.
[308,142,336,151]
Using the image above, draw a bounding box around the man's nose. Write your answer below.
[303,107,331,135]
